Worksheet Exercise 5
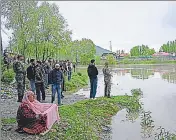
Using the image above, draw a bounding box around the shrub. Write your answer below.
[106,54,117,65]
[1,69,15,83]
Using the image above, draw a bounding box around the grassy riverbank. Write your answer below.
[42,89,142,140]
[2,89,176,140]
[65,68,88,93]
[1,89,142,140]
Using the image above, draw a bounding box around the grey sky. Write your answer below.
[2,1,176,52]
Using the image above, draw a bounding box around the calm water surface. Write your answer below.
[77,64,176,140]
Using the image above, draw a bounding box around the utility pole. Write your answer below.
[109,41,112,52]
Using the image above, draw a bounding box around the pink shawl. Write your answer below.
[22,91,60,129]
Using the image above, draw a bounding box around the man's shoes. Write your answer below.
[17,98,22,102]
[17,100,22,102]
[15,128,25,134]
[61,95,64,99]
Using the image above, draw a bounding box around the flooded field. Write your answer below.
[77,64,176,140]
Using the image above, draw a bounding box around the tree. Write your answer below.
[130,45,155,57]
[1,0,38,61]
[2,1,72,61]
[75,38,96,65]
[106,54,116,65]
[160,39,176,53]
[1,1,96,64]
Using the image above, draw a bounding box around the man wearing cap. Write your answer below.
[49,64,63,106]
[87,59,98,99]
[102,62,112,98]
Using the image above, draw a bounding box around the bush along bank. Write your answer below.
[42,89,142,140]
[64,71,88,93]
[1,69,15,84]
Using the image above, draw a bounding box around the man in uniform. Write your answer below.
[13,55,26,102]
[35,61,46,102]
[102,62,112,98]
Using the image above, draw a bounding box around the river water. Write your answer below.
[77,64,176,140]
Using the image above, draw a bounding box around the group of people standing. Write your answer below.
[14,57,113,135]
[13,55,74,105]
[87,59,112,99]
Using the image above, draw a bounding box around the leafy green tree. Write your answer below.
[1,1,96,63]
[1,0,38,60]
[160,39,176,53]
[79,38,96,64]
[130,45,155,57]
[106,54,116,65]
[94,55,101,65]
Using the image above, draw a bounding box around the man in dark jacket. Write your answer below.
[34,61,46,102]
[60,64,65,99]
[49,64,63,106]
[27,59,36,93]
[87,59,98,99]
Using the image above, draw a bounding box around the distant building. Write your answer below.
[152,52,171,57]
[101,52,117,60]
[119,53,129,57]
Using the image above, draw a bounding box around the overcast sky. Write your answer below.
[2,1,176,52]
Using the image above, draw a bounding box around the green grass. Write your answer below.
[65,68,88,93]
[1,118,16,124]
[43,91,142,140]
[1,69,15,83]
[2,88,176,140]
[1,93,141,140]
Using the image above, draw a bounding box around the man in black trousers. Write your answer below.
[34,61,46,102]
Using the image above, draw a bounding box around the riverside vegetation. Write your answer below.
[2,89,143,140]
[2,72,176,139]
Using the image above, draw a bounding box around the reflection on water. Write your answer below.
[130,69,154,80]
[126,108,140,123]
[114,65,176,84]
[140,111,155,139]
[115,68,176,82]
[111,103,176,140]
[161,72,176,84]
[110,65,176,140]
[80,65,176,98]
[77,65,176,139]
